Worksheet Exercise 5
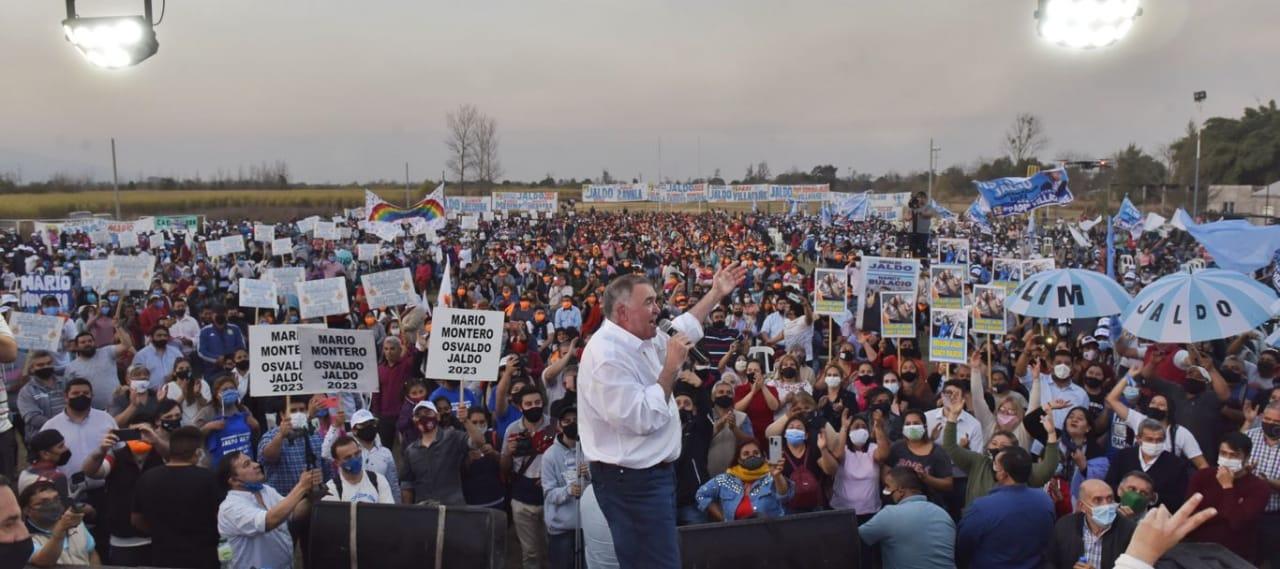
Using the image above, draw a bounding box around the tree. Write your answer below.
[1003,113,1049,164]
[445,104,482,189]
[474,114,502,185]
[1109,143,1167,201]
[756,161,772,182]
[810,164,838,185]
[1156,143,1176,183]
[744,163,756,183]
[600,169,614,184]
[1169,102,1280,187]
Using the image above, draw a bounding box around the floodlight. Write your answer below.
[1035,0,1142,50]
[62,0,158,69]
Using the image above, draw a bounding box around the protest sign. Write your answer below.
[868,192,911,221]
[879,291,916,339]
[18,274,74,311]
[491,192,558,213]
[357,244,379,262]
[297,277,349,319]
[934,238,970,265]
[992,258,1024,291]
[929,309,968,364]
[238,278,279,310]
[339,227,352,240]
[105,254,155,291]
[266,267,306,297]
[461,215,479,230]
[148,235,165,251]
[972,285,1008,335]
[248,324,318,396]
[298,328,379,394]
[153,215,200,232]
[829,192,870,220]
[973,168,1073,217]
[271,238,293,257]
[7,312,63,352]
[297,216,320,233]
[204,239,225,258]
[425,307,505,381]
[813,268,849,316]
[856,256,920,329]
[1023,258,1056,279]
[254,224,275,243]
[220,235,246,255]
[118,231,139,249]
[372,222,402,242]
[445,196,493,215]
[79,260,109,291]
[360,268,416,309]
[930,264,966,310]
[314,221,339,240]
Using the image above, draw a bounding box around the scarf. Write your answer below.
[726,462,771,483]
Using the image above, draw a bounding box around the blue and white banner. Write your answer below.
[973,168,1073,217]
[582,184,649,203]
[829,191,870,221]
[444,196,493,215]
[930,199,957,221]
[491,192,559,213]
[770,185,830,202]
[868,192,911,221]
[1113,196,1143,237]
[655,184,706,204]
[965,197,991,229]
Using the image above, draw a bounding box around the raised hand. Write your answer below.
[665,332,693,370]
[1125,493,1218,565]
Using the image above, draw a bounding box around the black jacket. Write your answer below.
[1043,512,1136,569]
[1103,447,1189,512]
[676,414,712,507]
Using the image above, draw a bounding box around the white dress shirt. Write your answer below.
[578,313,703,469]
[924,408,986,453]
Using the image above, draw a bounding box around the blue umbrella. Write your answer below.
[1120,269,1280,343]
[1007,268,1131,319]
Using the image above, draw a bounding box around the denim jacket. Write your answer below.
[695,471,792,521]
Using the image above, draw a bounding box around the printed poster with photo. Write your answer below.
[929,308,968,364]
[992,258,1024,291]
[1023,258,1056,280]
[971,285,1007,335]
[929,264,966,310]
[934,238,970,265]
[879,290,916,338]
[813,268,849,316]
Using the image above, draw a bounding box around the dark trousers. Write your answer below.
[377,415,400,454]
[589,462,679,569]
[109,543,151,567]
[1260,512,1280,569]
[548,530,583,569]
[910,232,930,259]
[84,487,110,562]
[0,429,17,482]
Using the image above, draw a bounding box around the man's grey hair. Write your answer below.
[382,336,403,350]
[1137,418,1165,439]
[602,274,653,322]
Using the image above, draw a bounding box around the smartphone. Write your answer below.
[113,429,142,442]
[768,435,783,464]
[324,396,340,410]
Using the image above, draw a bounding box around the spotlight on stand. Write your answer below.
[62,0,159,69]
[1035,0,1142,50]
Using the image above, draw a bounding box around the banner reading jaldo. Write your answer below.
[491,192,558,213]
[425,307,505,382]
[973,167,1073,217]
[298,328,378,394]
[582,184,649,203]
[857,256,921,329]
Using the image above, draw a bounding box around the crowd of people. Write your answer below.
[0,199,1273,569]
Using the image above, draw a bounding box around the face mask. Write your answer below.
[288,316,301,324]
[153,338,169,349]
[1089,503,1118,527]
[1123,385,1140,401]
[785,429,806,445]
[42,306,59,316]
[857,373,875,384]
[242,480,265,492]
[522,406,544,423]
[32,368,55,380]
[1184,379,1206,394]
[341,456,364,473]
[221,389,240,407]
[1082,350,1098,361]
[713,395,734,409]
[1084,377,1104,389]
[839,351,853,362]
[354,425,378,443]
[562,423,579,439]
[30,499,65,527]
[1264,423,1280,440]
[67,395,91,413]
[734,361,747,373]
[849,428,870,446]
[997,412,1019,426]
[900,372,917,383]
[214,314,226,325]
[172,309,185,318]
[739,455,766,470]
[79,347,97,359]
[108,295,120,304]
[883,381,900,394]
[780,367,798,379]
[903,424,926,441]
[1144,407,1167,422]
[1140,441,1164,458]
[235,360,251,372]
[161,419,181,432]
[1053,364,1072,380]
[416,417,438,432]
[992,382,1010,394]
[1219,457,1243,473]
[1119,490,1150,516]
[1219,368,1243,384]
[1260,360,1277,376]
[127,440,153,456]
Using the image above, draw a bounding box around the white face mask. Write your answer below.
[883,381,900,394]
[1053,364,1072,380]
[849,428,870,446]
[734,361,747,373]
[1140,441,1164,458]
[1082,350,1098,361]
[824,376,842,389]
[1219,457,1243,473]
[290,412,309,430]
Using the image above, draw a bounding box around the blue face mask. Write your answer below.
[341,456,363,474]
[242,481,264,492]
[41,307,59,316]
[288,316,300,324]
[1089,502,1118,527]
[85,294,97,304]
[107,295,120,304]
[197,286,208,293]
[221,389,240,407]
[784,428,807,445]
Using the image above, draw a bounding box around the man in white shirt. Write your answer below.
[166,298,202,358]
[322,435,392,504]
[216,450,320,569]
[578,262,746,569]
[65,333,132,411]
[924,380,986,453]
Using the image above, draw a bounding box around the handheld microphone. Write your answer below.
[657,318,710,365]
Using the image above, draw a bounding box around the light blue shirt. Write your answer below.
[859,495,956,569]
[131,341,184,389]
[554,306,583,331]
[1021,372,1091,428]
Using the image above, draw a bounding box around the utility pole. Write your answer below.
[1192,91,1207,217]
[111,138,121,219]
[658,137,663,184]
[404,162,411,205]
[927,139,941,201]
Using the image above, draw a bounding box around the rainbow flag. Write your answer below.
[365,186,446,230]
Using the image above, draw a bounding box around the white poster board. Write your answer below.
[357,244,379,263]
[79,260,109,290]
[360,268,416,309]
[297,277,349,319]
[813,268,849,316]
[461,215,479,230]
[297,216,320,234]
[238,278,279,310]
[204,239,226,258]
[298,328,379,394]
[118,231,139,249]
[220,234,246,255]
[254,224,276,243]
[314,221,339,241]
[105,254,155,291]
[424,307,505,381]
[247,324,319,396]
[271,238,293,257]
[265,267,306,297]
[7,312,63,352]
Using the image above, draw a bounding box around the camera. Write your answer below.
[512,430,555,457]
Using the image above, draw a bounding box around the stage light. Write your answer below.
[62,0,159,69]
[1035,0,1142,50]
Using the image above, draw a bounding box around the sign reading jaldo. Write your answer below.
[298,328,378,394]
[425,307,505,382]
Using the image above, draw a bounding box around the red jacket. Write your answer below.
[1186,468,1270,563]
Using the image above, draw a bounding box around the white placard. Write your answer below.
[314,221,339,241]
[297,277,349,319]
[297,216,320,233]
[118,231,139,249]
[248,324,316,396]
[220,234,246,255]
[461,215,479,230]
[372,223,402,242]
[147,235,165,250]
[7,312,63,352]
[425,307,505,381]
[105,254,155,291]
[265,267,306,297]
[298,328,379,394]
[254,224,276,243]
[79,260,109,290]
[357,244,379,262]
[338,227,352,240]
[89,230,110,245]
[204,239,225,258]
[271,238,293,257]
[360,268,416,309]
[238,278,279,309]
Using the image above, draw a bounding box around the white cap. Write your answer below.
[412,400,437,414]
[350,409,376,426]
[1172,349,1191,371]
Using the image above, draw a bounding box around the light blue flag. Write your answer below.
[973,167,1073,217]
[788,199,799,217]
[929,199,956,221]
[820,201,833,227]
[1175,209,1280,274]
[1113,196,1143,237]
[1106,215,1116,279]
[1026,212,1037,236]
[965,198,992,230]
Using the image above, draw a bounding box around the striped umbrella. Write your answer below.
[1120,269,1280,343]
[1006,268,1131,319]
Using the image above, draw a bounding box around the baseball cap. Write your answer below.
[27,430,64,458]
[350,409,376,426]
[550,398,576,420]
[412,400,437,415]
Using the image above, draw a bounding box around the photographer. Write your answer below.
[502,385,553,569]
[908,192,934,259]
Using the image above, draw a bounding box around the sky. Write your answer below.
[2,0,1278,185]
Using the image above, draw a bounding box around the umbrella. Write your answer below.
[1119,268,1280,343]
[1006,268,1131,319]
